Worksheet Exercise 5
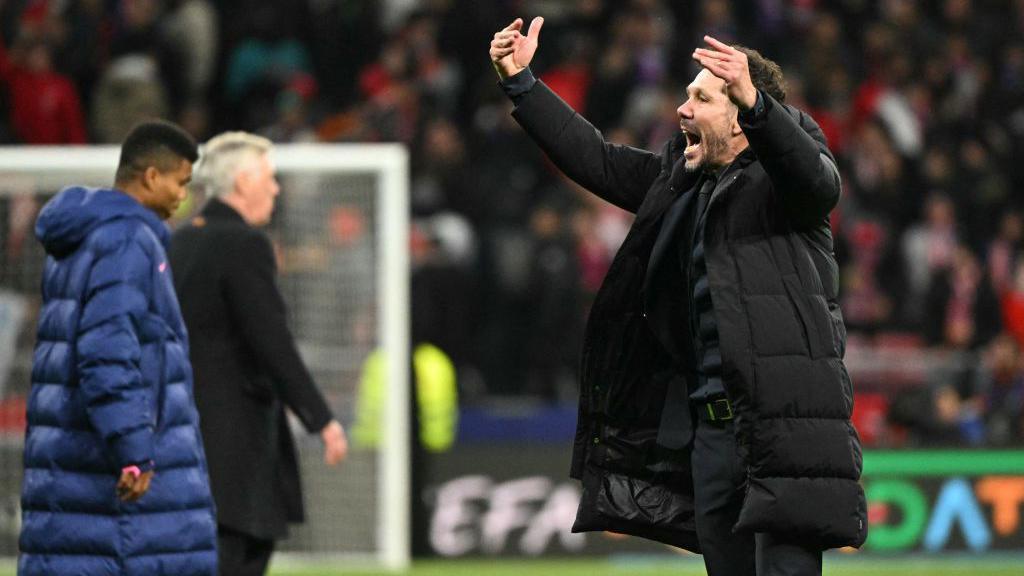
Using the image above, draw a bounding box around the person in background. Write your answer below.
[924,244,1003,352]
[0,30,87,143]
[20,120,216,575]
[169,131,348,576]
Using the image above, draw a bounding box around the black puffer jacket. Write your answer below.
[510,80,866,551]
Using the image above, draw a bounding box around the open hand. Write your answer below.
[692,36,758,111]
[489,17,544,80]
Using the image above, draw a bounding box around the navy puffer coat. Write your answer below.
[19,187,217,576]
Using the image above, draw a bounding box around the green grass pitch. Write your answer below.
[1,555,1020,575]
[265,555,1023,575]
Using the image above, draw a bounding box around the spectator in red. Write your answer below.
[1002,257,1024,349]
[988,211,1023,294]
[839,218,901,334]
[540,36,593,113]
[0,31,87,144]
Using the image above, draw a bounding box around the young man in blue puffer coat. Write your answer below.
[19,120,218,576]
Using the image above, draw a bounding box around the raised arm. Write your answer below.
[490,18,662,213]
[694,36,840,228]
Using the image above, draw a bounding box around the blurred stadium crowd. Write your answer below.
[0,0,1023,447]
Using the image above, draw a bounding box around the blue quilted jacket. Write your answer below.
[19,187,217,576]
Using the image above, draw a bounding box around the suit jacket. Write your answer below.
[169,198,333,540]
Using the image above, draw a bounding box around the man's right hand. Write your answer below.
[116,467,154,502]
[321,419,349,467]
[489,16,544,80]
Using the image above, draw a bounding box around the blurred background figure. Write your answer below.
[0,0,1018,444]
[0,0,1020,447]
[0,27,86,144]
[170,132,348,576]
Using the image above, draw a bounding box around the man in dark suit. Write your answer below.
[169,131,348,576]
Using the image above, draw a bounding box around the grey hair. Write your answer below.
[193,131,273,197]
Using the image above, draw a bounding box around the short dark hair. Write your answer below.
[734,45,787,103]
[115,120,199,184]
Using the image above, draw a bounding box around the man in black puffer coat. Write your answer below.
[490,17,866,576]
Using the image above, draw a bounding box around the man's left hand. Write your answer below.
[116,468,154,502]
[693,36,758,111]
[320,420,349,467]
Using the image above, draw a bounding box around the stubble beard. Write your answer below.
[684,128,730,173]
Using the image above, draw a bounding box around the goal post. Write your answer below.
[0,144,411,570]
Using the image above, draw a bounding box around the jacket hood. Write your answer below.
[35,186,169,257]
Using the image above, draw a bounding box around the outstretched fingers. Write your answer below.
[693,52,729,75]
[693,47,727,62]
[503,18,523,32]
[703,35,735,54]
[526,16,544,40]
[490,16,542,78]
[692,38,747,84]
[495,30,521,41]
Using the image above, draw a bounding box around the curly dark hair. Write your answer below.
[733,45,787,103]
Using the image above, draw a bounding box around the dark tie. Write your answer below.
[695,177,713,227]
[654,175,715,450]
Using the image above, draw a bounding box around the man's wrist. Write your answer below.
[122,460,155,476]
[499,67,537,100]
[738,90,766,122]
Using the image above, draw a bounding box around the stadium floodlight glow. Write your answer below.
[0,143,411,571]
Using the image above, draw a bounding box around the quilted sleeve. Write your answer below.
[76,234,156,470]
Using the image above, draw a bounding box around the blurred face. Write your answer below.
[237,153,280,226]
[1015,259,1024,292]
[25,44,52,72]
[677,69,740,172]
[142,158,192,220]
[926,197,955,228]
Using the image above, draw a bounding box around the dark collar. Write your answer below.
[200,197,248,225]
[701,147,756,185]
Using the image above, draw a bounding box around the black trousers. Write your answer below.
[692,417,823,576]
[218,525,275,576]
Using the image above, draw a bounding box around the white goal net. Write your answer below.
[0,144,410,570]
